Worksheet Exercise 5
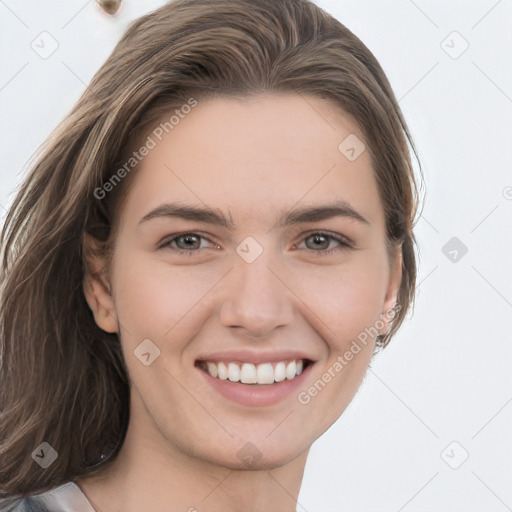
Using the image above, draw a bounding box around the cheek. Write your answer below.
[112,249,204,332]
[292,255,389,350]
[291,258,388,427]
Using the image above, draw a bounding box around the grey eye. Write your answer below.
[96,0,122,16]
[175,234,202,250]
[305,234,331,251]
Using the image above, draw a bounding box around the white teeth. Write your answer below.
[240,363,257,384]
[257,363,274,384]
[218,362,228,380]
[274,362,286,382]
[285,361,297,380]
[202,359,307,384]
[207,362,218,378]
[227,362,240,382]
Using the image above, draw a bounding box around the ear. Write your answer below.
[82,234,118,334]
[378,245,403,336]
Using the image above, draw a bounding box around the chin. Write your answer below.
[176,430,307,472]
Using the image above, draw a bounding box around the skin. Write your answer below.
[78,93,402,512]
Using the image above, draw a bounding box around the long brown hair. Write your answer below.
[0,0,422,499]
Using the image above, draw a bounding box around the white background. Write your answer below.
[1,1,511,511]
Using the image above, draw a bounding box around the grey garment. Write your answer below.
[0,482,96,512]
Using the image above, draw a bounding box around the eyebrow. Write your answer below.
[138,200,371,230]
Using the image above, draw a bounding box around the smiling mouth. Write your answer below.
[195,359,313,385]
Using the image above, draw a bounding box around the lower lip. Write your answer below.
[198,363,313,407]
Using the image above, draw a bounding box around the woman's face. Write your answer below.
[86,93,402,470]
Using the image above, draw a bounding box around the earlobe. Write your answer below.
[82,233,118,334]
[379,246,403,336]
[83,272,118,333]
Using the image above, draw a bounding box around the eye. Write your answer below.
[159,232,219,256]
[294,231,353,257]
[158,231,353,258]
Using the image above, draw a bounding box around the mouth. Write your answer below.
[195,356,315,407]
[195,358,313,385]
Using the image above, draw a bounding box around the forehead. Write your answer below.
[118,93,384,231]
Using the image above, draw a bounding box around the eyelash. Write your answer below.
[159,231,353,257]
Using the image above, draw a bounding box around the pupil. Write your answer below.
[311,235,327,250]
[181,235,198,248]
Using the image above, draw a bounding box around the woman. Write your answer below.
[0,0,421,510]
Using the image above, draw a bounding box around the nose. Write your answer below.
[219,249,294,338]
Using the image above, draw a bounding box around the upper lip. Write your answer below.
[195,349,315,365]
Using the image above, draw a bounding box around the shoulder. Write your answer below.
[0,482,95,512]
[0,496,47,512]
